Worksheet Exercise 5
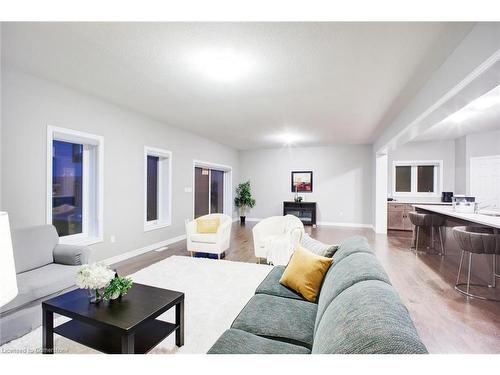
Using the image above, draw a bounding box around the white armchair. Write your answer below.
[252,215,305,265]
[185,213,232,259]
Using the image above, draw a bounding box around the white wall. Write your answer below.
[454,136,467,194]
[464,129,500,194]
[387,139,456,201]
[239,145,373,227]
[1,67,239,261]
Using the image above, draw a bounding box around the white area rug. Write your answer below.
[1,256,272,354]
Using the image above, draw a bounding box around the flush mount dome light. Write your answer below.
[191,48,255,83]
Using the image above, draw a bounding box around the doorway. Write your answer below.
[193,161,232,219]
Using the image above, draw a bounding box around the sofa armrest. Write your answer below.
[53,244,92,266]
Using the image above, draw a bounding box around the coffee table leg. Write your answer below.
[175,300,184,347]
[42,308,54,354]
[121,333,135,354]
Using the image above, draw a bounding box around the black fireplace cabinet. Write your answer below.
[283,201,317,226]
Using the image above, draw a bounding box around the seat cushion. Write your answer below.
[11,225,58,273]
[190,233,217,244]
[312,280,428,354]
[332,235,373,265]
[255,266,305,301]
[231,294,317,349]
[315,252,392,331]
[208,329,311,354]
[1,263,80,313]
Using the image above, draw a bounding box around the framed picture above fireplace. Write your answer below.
[291,171,313,192]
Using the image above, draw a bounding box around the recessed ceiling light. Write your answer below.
[270,132,303,145]
[190,48,255,83]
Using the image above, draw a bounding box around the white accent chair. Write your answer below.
[185,214,232,259]
[252,215,305,265]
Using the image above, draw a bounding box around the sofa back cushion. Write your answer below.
[12,225,58,273]
[312,280,427,354]
[314,252,392,332]
[332,235,373,265]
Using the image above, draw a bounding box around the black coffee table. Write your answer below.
[42,283,184,354]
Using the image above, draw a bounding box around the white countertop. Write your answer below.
[389,201,452,205]
[413,204,500,229]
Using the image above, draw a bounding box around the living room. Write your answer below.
[0,1,499,373]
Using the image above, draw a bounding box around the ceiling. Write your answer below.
[412,84,500,142]
[1,22,475,150]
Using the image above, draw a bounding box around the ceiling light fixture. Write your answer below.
[275,132,302,145]
[191,48,255,83]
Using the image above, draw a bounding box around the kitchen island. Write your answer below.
[413,204,499,285]
[413,205,500,229]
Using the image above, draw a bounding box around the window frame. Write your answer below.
[46,125,104,246]
[392,160,443,198]
[144,146,172,232]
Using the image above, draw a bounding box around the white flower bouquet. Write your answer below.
[76,263,115,303]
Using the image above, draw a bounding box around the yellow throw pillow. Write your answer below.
[196,217,220,233]
[279,245,333,302]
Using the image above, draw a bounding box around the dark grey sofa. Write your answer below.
[208,236,428,354]
[0,225,91,345]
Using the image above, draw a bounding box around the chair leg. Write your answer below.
[456,250,465,286]
[467,252,473,295]
[492,254,497,288]
[415,226,420,253]
[455,251,500,301]
[439,227,445,256]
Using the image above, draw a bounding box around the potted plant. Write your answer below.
[234,181,256,225]
[103,275,134,301]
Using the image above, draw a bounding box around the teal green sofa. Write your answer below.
[208,236,427,354]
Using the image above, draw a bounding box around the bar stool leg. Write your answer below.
[456,250,465,286]
[467,252,473,295]
[415,226,420,253]
[439,226,445,256]
[492,254,497,288]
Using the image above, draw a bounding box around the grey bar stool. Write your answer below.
[408,211,445,255]
[453,226,499,302]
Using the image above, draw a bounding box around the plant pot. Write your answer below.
[240,216,246,225]
[110,290,121,300]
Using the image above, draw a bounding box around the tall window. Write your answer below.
[52,141,83,236]
[393,161,442,196]
[144,147,172,231]
[47,126,103,245]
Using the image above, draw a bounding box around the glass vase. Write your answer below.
[88,288,102,304]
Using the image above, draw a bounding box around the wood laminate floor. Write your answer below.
[113,222,500,354]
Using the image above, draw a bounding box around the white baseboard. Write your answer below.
[246,217,373,229]
[103,234,187,266]
[245,217,264,222]
[317,221,374,229]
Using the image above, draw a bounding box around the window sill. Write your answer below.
[393,192,441,198]
[59,236,103,247]
[144,222,171,232]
